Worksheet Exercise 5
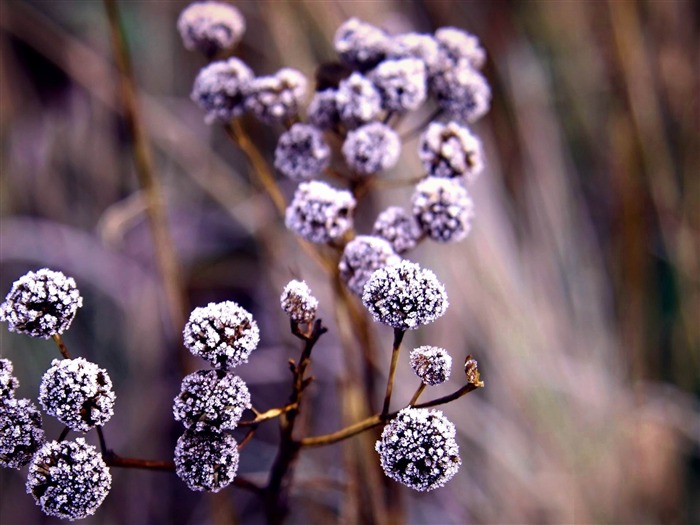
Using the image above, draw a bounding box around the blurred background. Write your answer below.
[1,1,698,524]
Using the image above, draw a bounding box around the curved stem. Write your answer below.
[238,403,299,427]
[382,329,406,416]
[409,383,426,406]
[51,334,71,359]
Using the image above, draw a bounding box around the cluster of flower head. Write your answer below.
[280,280,319,325]
[409,346,452,385]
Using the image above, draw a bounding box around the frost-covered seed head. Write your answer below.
[191,58,254,123]
[435,27,486,70]
[339,236,401,296]
[274,124,331,181]
[307,89,340,130]
[412,177,475,243]
[372,206,422,254]
[419,121,484,182]
[173,369,251,432]
[0,398,45,469]
[175,430,239,492]
[0,269,82,339]
[183,301,260,370]
[431,65,491,123]
[177,1,246,56]
[0,358,19,400]
[336,73,382,129]
[369,58,427,112]
[334,18,390,70]
[342,122,401,175]
[26,438,111,520]
[362,260,448,330]
[388,33,441,76]
[375,407,461,492]
[38,358,116,432]
[285,181,356,244]
[409,346,452,385]
[245,68,307,125]
[280,280,319,324]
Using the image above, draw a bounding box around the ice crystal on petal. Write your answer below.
[0,358,19,401]
[409,346,452,385]
[369,58,427,112]
[435,27,486,70]
[419,121,483,182]
[280,280,318,324]
[177,1,246,56]
[191,58,253,123]
[334,18,389,70]
[175,430,239,492]
[285,181,356,244]
[245,68,307,124]
[0,398,45,469]
[274,124,331,181]
[339,236,401,296]
[431,65,491,123]
[372,206,422,254]
[412,177,475,243]
[342,122,401,175]
[336,73,382,129]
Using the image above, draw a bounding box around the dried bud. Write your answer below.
[0,358,19,401]
[372,206,422,254]
[464,355,484,387]
[369,58,427,112]
[419,120,484,182]
[334,18,389,70]
[336,72,382,129]
[435,27,486,70]
[245,68,307,125]
[307,89,340,130]
[431,65,491,123]
[1,398,45,469]
[388,33,441,75]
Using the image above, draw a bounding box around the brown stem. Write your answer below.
[51,334,71,359]
[57,426,71,442]
[382,329,406,416]
[238,403,299,427]
[408,383,426,406]
[237,425,258,450]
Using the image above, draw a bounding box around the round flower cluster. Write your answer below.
[0,358,19,400]
[375,407,461,492]
[183,301,260,370]
[372,206,422,254]
[434,26,486,70]
[419,121,484,182]
[274,124,331,181]
[335,72,383,129]
[412,177,475,243]
[342,122,401,175]
[285,181,356,244]
[388,32,440,75]
[0,397,45,469]
[334,17,389,70]
[174,430,239,493]
[431,65,491,123]
[0,268,83,339]
[244,68,307,124]
[339,236,401,296]
[38,358,116,432]
[369,58,427,112]
[177,1,245,56]
[362,260,448,330]
[409,346,452,385]
[280,280,318,325]
[26,438,112,520]
[191,58,254,123]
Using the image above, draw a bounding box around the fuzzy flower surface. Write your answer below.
[244,68,307,124]
[285,181,356,244]
[336,73,382,129]
[274,124,330,181]
[370,58,427,112]
[431,65,491,123]
[362,260,448,330]
[435,27,486,70]
[388,33,441,75]
[339,236,401,296]
[0,268,83,339]
[419,121,484,182]
[177,1,246,56]
[375,407,461,492]
[410,346,452,385]
[26,438,111,521]
[342,122,401,175]
[0,358,19,400]
[412,177,475,243]
[307,89,340,130]
[192,58,253,123]
[175,430,239,492]
[334,18,389,70]
[280,280,318,324]
[39,358,116,432]
[372,206,422,254]
[183,301,260,370]
[0,398,46,469]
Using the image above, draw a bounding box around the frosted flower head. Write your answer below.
[336,73,382,129]
[183,301,260,370]
[435,27,486,70]
[245,68,307,125]
[409,346,452,385]
[388,33,441,76]
[431,65,491,123]
[39,358,116,432]
[339,236,401,296]
[419,121,484,182]
[0,358,19,400]
[334,18,390,70]
[369,58,427,112]
[274,124,331,181]
[412,177,475,243]
[372,206,422,254]
[285,181,356,244]
[192,58,254,123]
[375,407,461,492]
[177,1,246,56]
[307,89,340,130]
[26,438,111,520]
[173,369,251,432]
[342,122,401,175]
[362,260,448,330]
[0,398,45,469]
[280,280,318,324]
[175,430,239,492]
[0,268,82,339]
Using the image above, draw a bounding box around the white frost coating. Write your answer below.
[388,32,441,76]
[191,58,253,123]
[183,301,260,370]
[285,181,356,244]
[362,260,448,330]
[336,73,382,129]
[307,89,340,130]
[0,358,19,400]
[0,268,83,339]
[280,280,318,324]
[419,120,484,182]
[39,358,116,432]
[178,1,245,55]
[375,407,461,492]
[0,398,45,469]
[339,236,401,296]
[334,17,389,70]
[412,177,475,243]
[274,124,331,181]
[409,346,452,385]
[175,430,239,492]
[369,58,427,112]
[435,26,486,70]
[244,68,307,124]
[372,206,422,254]
[431,65,491,123]
[342,122,401,175]
[26,438,112,520]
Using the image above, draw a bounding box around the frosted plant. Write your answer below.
[307,89,340,130]
[336,72,383,129]
[388,33,441,76]
[285,181,356,244]
[0,358,19,401]
[369,58,427,112]
[419,121,484,182]
[372,206,422,254]
[39,358,116,432]
[412,177,475,243]
[339,236,401,296]
[191,58,254,123]
[244,68,307,124]
[177,1,245,56]
[274,123,331,181]
[174,430,239,492]
[435,26,486,70]
[342,122,401,175]
[26,438,112,521]
[431,65,491,123]
[409,346,452,385]
[183,301,260,370]
[280,280,318,325]
[0,268,83,339]
[334,17,389,70]
[0,398,45,469]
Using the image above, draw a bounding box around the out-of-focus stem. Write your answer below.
[51,334,71,359]
[382,329,406,415]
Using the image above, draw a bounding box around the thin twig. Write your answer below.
[382,329,406,415]
[408,383,426,406]
[238,403,300,427]
[51,334,71,359]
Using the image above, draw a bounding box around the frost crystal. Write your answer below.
[175,430,239,492]
[419,121,484,182]
[431,65,491,123]
[0,398,45,469]
[372,206,422,254]
[375,407,461,492]
[0,358,19,400]
[339,236,401,296]
[173,369,251,432]
[285,181,356,244]
[412,177,475,243]
[26,438,111,520]
[369,58,427,112]
[388,33,441,76]
[307,89,340,130]
[409,346,452,385]
[191,58,254,123]
[336,72,382,129]
[0,268,83,339]
[342,122,401,175]
[280,280,319,324]
[183,301,260,370]
[274,124,331,181]
[334,18,389,70]
[39,358,116,432]
[435,27,486,70]
[244,68,307,124]
[362,260,448,330]
[177,1,246,56]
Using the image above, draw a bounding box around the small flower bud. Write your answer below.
[191,58,254,123]
[342,122,401,175]
[409,346,452,385]
[339,236,401,296]
[0,358,19,401]
[175,430,239,492]
[245,68,307,125]
[334,18,389,70]
[336,72,382,129]
[177,1,246,56]
[419,121,484,182]
[412,177,475,243]
[285,181,356,244]
[274,124,331,181]
[372,206,422,254]
[280,280,318,325]
[1,398,45,469]
[369,58,427,112]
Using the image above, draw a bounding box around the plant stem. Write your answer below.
[409,383,426,406]
[399,107,443,141]
[382,329,406,416]
[51,334,71,359]
[238,403,299,427]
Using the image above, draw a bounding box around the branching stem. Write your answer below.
[382,329,406,415]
